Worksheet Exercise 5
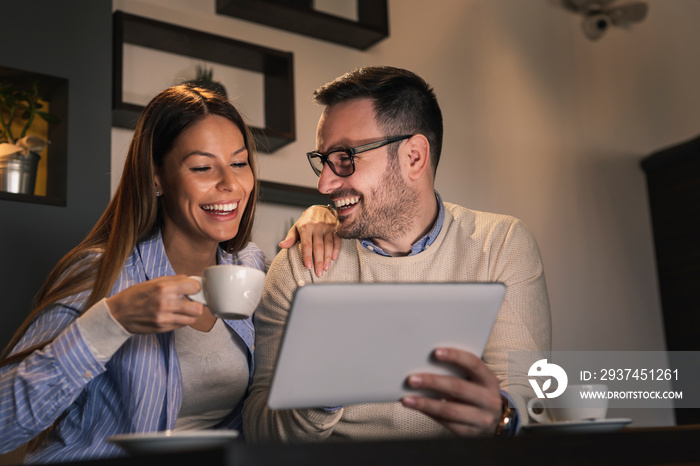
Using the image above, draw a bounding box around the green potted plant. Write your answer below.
[183,65,228,98]
[0,79,59,195]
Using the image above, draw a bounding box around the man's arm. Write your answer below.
[401,217,552,435]
[242,247,343,443]
[484,217,552,416]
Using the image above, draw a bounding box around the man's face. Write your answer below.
[315,98,418,242]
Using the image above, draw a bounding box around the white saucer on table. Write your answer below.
[521,418,632,435]
[107,430,239,455]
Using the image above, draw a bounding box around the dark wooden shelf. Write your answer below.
[259,180,328,207]
[112,11,296,153]
[216,0,388,50]
[0,190,65,206]
[0,65,68,206]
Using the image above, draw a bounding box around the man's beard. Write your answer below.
[336,156,419,241]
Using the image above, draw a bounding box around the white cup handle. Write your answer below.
[527,398,549,424]
[186,276,207,305]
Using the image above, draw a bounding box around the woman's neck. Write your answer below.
[161,230,219,276]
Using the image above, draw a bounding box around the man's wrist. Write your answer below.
[494,393,517,436]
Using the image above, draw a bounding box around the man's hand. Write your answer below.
[279,205,340,277]
[401,348,503,437]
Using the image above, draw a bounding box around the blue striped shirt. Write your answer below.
[0,231,266,463]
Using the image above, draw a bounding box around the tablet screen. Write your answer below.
[267,282,506,409]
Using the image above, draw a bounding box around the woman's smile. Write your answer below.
[156,114,255,250]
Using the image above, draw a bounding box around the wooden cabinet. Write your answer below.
[641,134,700,425]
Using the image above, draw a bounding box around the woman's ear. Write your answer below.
[403,134,431,181]
[154,175,162,197]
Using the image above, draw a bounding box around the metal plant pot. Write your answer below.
[0,151,40,195]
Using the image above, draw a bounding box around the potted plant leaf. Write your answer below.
[0,79,59,194]
[183,65,228,98]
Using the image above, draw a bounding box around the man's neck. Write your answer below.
[370,191,440,257]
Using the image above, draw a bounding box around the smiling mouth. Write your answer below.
[333,196,360,212]
[201,202,238,215]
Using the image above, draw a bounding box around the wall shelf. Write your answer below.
[0,190,65,206]
[216,0,388,50]
[112,11,296,153]
[259,180,328,207]
[0,65,68,206]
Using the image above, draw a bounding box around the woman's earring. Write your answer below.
[155,190,161,197]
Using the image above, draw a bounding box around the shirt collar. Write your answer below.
[137,230,175,280]
[137,229,230,280]
[360,190,445,257]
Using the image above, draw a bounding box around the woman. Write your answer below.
[0,84,337,463]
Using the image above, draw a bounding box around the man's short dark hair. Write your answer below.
[313,66,443,173]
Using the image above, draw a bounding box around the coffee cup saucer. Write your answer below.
[521,418,632,435]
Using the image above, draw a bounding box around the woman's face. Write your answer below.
[155,114,254,252]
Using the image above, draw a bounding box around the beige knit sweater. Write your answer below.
[243,203,551,443]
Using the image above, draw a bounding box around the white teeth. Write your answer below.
[334,196,360,208]
[202,202,238,213]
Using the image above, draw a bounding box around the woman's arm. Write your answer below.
[0,303,104,453]
[279,205,340,277]
[0,273,206,454]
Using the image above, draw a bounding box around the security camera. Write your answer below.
[582,13,611,40]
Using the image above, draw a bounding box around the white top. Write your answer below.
[173,319,249,431]
[77,303,250,431]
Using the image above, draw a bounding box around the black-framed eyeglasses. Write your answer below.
[306,135,413,177]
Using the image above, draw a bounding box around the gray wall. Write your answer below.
[0,0,112,350]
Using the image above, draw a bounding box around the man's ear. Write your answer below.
[403,134,431,181]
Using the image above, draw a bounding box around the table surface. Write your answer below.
[41,424,700,466]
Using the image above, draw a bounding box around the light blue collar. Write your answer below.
[360,190,444,257]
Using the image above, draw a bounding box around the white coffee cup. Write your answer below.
[527,384,609,423]
[187,265,265,319]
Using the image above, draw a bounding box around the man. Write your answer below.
[243,66,551,442]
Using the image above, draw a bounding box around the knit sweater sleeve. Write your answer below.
[242,246,344,443]
[479,215,552,421]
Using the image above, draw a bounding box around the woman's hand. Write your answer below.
[105,275,204,334]
[401,348,503,437]
[279,205,340,277]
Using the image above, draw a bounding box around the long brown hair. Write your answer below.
[0,84,258,385]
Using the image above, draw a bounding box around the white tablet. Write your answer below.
[267,282,506,409]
